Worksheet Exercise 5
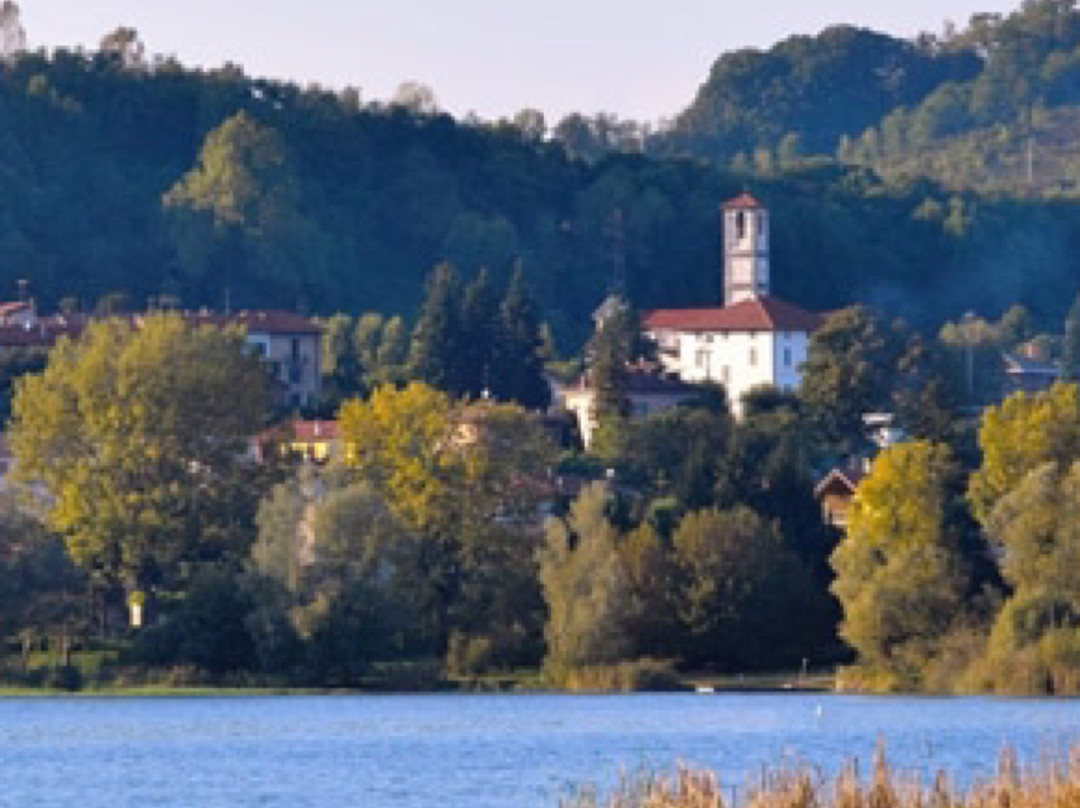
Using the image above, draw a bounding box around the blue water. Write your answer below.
[0,693,1076,807]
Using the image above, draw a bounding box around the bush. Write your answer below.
[46,664,83,692]
[546,658,684,692]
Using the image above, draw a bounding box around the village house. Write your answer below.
[555,369,699,449]
[814,459,869,530]
[0,305,323,408]
[1003,344,1061,394]
[252,419,343,465]
[641,193,823,417]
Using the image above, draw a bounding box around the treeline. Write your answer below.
[4,8,1080,347]
[4,272,1079,689]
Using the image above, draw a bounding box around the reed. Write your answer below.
[564,744,1080,808]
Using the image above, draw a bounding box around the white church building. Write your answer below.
[642,193,822,414]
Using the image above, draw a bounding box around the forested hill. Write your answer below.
[662,1,1080,197]
[662,25,982,160]
[2,6,1080,349]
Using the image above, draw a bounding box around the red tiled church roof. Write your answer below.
[643,296,822,334]
[722,193,763,210]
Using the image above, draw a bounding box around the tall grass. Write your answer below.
[564,744,1080,808]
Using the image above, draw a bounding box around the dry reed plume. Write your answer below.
[564,743,1080,808]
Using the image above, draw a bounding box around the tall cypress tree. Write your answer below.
[408,264,466,395]
[460,268,502,399]
[496,264,551,409]
[1063,291,1080,382]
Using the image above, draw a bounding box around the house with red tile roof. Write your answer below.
[0,306,323,408]
[642,194,822,416]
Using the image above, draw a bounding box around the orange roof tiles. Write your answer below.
[722,193,763,210]
[643,296,822,334]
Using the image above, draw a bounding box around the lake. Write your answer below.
[0,693,1078,808]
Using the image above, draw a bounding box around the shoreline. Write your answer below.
[0,669,837,697]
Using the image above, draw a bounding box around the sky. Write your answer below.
[21,0,1024,123]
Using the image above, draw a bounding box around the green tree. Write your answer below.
[317,312,363,406]
[495,264,551,410]
[800,306,900,456]
[459,268,502,399]
[586,296,652,456]
[163,111,326,304]
[408,264,467,396]
[375,315,409,382]
[618,404,732,509]
[980,460,1080,691]
[830,441,967,688]
[10,315,270,593]
[353,313,384,369]
[891,331,963,444]
[674,505,825,671]
[538,482,636,669]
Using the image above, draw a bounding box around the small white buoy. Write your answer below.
[814,703,824,718]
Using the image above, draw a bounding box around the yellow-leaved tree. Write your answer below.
[967,382,1080,525]
[338,382,556,670]
[10,314,269,594]
[830,441,966,690]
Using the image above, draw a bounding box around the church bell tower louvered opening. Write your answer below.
[722,193,770,306]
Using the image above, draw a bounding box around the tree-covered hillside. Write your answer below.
[0,5,1079,349]
[664,1,1080,197]
[663,25,981,160]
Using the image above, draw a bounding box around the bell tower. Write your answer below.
[722,193,770,305]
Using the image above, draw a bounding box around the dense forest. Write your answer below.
[1,2,1080,349]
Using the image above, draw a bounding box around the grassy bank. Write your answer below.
[567,747,1080,808]
[0,644,840,695]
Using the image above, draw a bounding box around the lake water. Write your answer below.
[1,693,1079,808]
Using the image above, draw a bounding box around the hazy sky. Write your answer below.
[22,1,1022,122]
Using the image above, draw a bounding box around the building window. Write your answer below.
[695,349,710,370]
[736,211,746,240]
[291,338,301,359]
[749,347,758,367]
[784,347,792,367]
[722,366,730,384]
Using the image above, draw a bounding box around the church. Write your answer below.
[642,193,822,415]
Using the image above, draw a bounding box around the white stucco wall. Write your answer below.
[648,327,809,417]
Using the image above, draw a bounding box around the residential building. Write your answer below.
[1003,348,1061,394]
[642,194,822,416]
[0,305,323,408]
[814,459,870,529]
[253,419,343,464]
[556,368,700,448]
[188,310,323,408]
